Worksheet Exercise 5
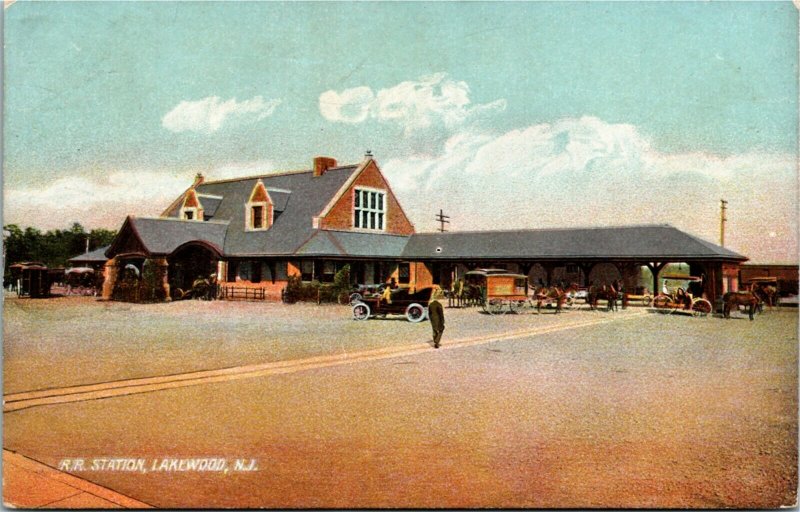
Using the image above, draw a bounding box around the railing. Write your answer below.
[219,285,267,301]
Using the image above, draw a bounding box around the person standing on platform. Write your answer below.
[428,287,445,349]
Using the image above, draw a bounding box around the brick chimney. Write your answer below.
[193,172,205,187]
[313,156,337,177]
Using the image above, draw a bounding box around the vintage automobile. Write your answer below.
[348,282,390,305]
[351,286,435,322]
[652,274,713,317]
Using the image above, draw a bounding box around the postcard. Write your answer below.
[2,1,797,509]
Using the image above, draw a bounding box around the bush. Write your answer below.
[283,265,351,304]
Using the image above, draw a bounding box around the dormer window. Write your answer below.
[252,205,264,228]
[354,187,386,231]
[245,180,272,231]
[179,189,203,222]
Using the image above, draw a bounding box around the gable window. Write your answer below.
[245,180,272,231]
[353,188,386,231]
[179,189,203,222]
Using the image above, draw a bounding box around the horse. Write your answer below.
[751,283,779,311]
[534,284,579,314]
[722,290,759,321]
[588,284,618,312]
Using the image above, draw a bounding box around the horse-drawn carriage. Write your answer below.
[9,262,51,298]
[351,286,434,322]
[463,269,576,315]
[652,275,712,317]
[65,267,100,296]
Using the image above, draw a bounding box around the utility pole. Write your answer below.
[435,209,450,233]
[720,199,728,247]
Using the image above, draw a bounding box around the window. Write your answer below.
[354,188,386,231]
[245,181,272,231]
[301,261,314,282]
[184,211,194,220]
[252,206,264,229]
[398,263,410,284]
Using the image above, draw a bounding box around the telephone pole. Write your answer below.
[435,209,450,233]
[720,199,728,247]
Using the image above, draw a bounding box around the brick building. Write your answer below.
[103,154,748,302]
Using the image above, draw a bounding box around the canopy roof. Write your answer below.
[402,225,746,262]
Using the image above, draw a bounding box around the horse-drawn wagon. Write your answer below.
[652,274,712,317]
[351,286,435,322]
[463,269,529,315]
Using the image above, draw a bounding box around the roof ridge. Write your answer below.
[136,216,231,226]
[412,224,675,235]
[200,164,359,185]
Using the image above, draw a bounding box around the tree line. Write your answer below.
[3,223,117,275]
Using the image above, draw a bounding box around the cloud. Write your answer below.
[206,160,276,180]
[319,87,374,123]
[4,170,192,230]
[319,73,506,136]
[162,95,281,134]
[382,116,797,263]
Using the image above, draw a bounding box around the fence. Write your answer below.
[219,285,267,301]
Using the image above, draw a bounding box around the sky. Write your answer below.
[3,1,798,263]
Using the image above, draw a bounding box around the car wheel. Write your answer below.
[352,302,371,321]
[405,303,426,323]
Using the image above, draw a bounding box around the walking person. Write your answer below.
[428,287,445,349]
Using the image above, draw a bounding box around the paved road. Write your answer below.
[3,311,796,508]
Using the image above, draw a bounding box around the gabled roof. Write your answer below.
[401,225,747,261]
[164,165,360,256]
[68,245,110,264]
[106,217,229,258]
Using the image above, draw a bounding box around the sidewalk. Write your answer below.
[3,449,152,509]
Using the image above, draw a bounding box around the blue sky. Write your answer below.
[4,1,798,262]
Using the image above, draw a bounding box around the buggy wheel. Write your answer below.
[641,294,652,306]
[653,294,673,313]
[691,298,712,317]
[484,299,506,315]
[352,302,371,321]
[405,303,427,323]
[348,292,362,305]
[508,300,526,314]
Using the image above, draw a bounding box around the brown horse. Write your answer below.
[722,290,759,321]
[534,284,578,314]
[588,284,618,312]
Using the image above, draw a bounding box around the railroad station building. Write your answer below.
[103,154,747,302]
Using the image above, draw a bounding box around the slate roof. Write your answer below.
[116,217,229,256]
[296,230,411,258]
[182,166,359,256]
[68,246,110,264]
[401,225,746,261]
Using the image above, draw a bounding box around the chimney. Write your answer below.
[193,172,205,187]
[313,156,337,177]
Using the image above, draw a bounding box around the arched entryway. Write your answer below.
[168,242,220,294]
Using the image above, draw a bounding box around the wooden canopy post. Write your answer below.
[577,262,597,286]
[517,262,533,277]
[645,262,667,295]
[542,263,555,286]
